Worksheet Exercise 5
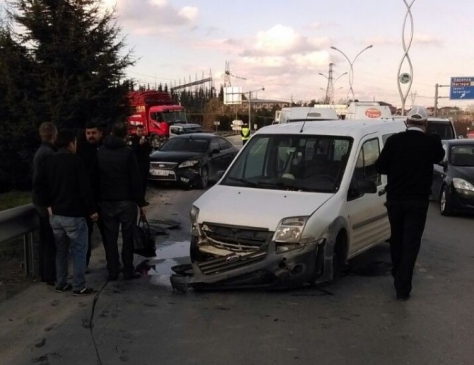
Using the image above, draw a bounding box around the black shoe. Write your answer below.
[123,272,141,280]
[73,287,95,297]
[107,274,119,281]
[55,283,72,293]
[397,294,410,301]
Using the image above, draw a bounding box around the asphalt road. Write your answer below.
[1,135,474,365]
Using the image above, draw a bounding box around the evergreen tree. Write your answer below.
[0,0,134,191]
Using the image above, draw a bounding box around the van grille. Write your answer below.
[201,223,271,252]
[197,251,267,275]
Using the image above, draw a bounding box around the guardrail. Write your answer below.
[0,204,39,276]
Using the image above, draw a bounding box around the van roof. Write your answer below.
[256,119,406,139]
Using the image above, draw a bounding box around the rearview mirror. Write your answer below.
[210,148,220,156]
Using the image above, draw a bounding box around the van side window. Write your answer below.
[353,138,381,185]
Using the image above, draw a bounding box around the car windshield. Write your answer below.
[160,137,209,153]
[221,134,353,192]
[450,145,474,166]
[427,121,455,140]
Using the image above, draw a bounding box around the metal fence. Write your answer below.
[0,204,38,276]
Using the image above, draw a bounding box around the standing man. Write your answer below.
[34,130,97,296]
[32,122,57,286]
[94,121,147,281]
[77,122,105,271]
[241,123,250,145]
[375,106,445,301]
[129,125,152,203]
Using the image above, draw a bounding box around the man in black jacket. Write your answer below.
[34,130,97,296]
[94,122,147,281]
[32,122,57,286]
[375,106,445,301]
[77,122,105,270]
[128,124,152,203]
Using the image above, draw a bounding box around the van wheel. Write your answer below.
[196,166,209,189]
[440,185,454,216]
[332,234,347,280]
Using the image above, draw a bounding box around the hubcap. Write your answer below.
[440,190,446,212]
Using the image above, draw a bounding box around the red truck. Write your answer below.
[127,90,187,141]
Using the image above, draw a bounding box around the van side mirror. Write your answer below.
[355,179,377,194]
[438,160,447,168]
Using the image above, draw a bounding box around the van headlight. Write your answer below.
[273,216,308,253]
[190,205,200,235]
[453,178,474,192]
[179,160,199,168]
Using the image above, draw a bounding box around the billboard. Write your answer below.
[450,77,474,100]
[224,87,242,105]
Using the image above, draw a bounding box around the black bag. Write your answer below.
[133,214,156,257]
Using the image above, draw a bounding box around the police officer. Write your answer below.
[375,106,445,301]
[241,123,250,145]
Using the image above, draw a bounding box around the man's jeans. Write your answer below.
[49,215,88,291]
[100,201,137,276]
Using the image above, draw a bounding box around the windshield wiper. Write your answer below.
[226,177,261,187]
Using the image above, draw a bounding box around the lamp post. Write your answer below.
[247,87,265,131]
[330,45,373,102]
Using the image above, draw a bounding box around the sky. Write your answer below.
[2,0,474,109]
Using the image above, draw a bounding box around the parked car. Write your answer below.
[169,123,203,137]
[432,139,474,215]
[148,133,238,189]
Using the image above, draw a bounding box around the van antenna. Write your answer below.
[299,107,313,133]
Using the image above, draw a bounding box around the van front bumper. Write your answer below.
[170,235,325,292]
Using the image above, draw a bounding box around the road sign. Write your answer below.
[450,77,474,100]
[399,73,411,84]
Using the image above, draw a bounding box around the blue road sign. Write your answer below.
[450,77,474,100]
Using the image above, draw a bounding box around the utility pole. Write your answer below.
[434,83,450,117]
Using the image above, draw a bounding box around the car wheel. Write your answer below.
[196,166,209,189]
[440,185,454,216]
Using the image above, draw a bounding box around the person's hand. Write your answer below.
[47,207,52,217]
[90,212,99,222]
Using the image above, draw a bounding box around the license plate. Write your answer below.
[151,169,169,176]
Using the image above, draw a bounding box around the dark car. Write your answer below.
[431,139,474,215]
[148,133,238,189]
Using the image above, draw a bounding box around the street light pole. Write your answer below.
[330,45,373,102]
[247,87,265,131]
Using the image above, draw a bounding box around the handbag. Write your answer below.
[133,214,156,257]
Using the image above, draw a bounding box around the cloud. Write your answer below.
[110,0,199,35]
[367,33,443,47]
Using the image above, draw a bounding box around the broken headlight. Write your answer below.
[190,205,200,236]
[273,216,308,253]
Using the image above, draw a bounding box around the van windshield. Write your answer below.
[222,134,353,192]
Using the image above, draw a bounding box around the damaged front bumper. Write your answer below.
[170,225,326,292]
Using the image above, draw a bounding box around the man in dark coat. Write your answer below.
[375,106,445,301]
[77,122,105,271]
[93,122,147,281]
[32,122,57,285]
[128,124,152,203]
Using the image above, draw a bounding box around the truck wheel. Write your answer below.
[196,166,209,189]
[440,185,454,216]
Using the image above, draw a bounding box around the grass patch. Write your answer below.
[0,190,32,211]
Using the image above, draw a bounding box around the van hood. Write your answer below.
[194,185,333,230]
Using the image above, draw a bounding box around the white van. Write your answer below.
[275,107,339,124]
[345,101,392,120]
[180,119,407,290]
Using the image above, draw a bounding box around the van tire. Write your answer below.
[332,233,347,280]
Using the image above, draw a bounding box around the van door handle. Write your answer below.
[378,189,386,196]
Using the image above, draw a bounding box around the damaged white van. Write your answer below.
[171,119,407,291]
